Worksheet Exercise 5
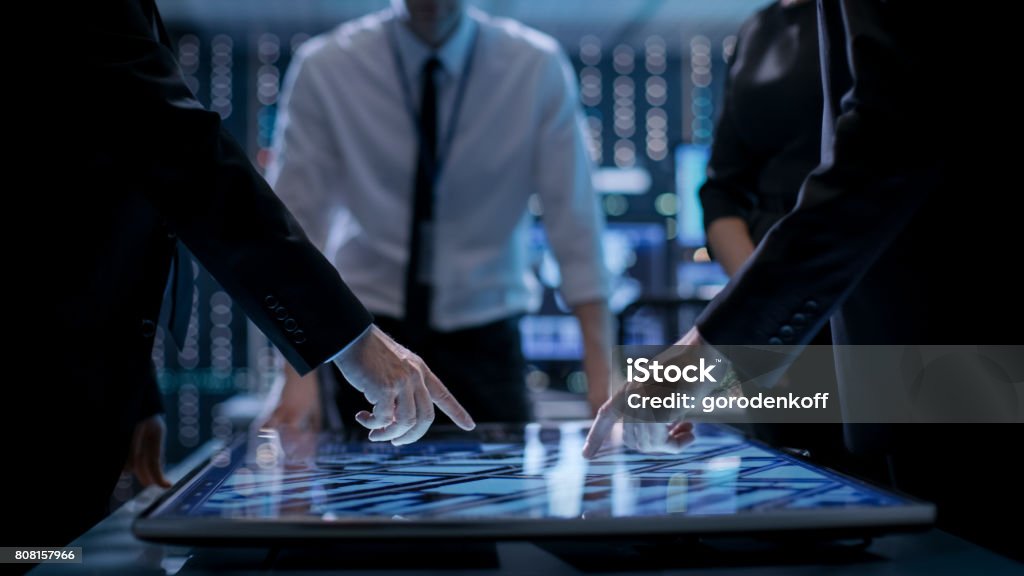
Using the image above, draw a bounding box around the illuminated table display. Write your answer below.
[135,424,933,542]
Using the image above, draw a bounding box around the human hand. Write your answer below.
[583,327,706,458]
[581,382,696,458]
[621,420,695,454]
[584,356,611,417]
[124,414,171,488]
[263,364,322,431]
[334,325,475,445]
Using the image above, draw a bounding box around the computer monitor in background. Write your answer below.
[675,143,711,248]
[522,222,668,357]
[674,143,728,301]
[520,223,669,390]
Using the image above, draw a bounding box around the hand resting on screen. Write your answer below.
[264,364,323,432]
[582,381,696,459]
[124,414,171,488]
[583,327,706,458]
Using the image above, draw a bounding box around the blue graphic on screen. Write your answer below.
[676,144,711,246]
[164,424,907,521]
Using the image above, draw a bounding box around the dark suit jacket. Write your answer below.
[23,0,372,544]
[694,2,1022,552]
[697,0,1019,390]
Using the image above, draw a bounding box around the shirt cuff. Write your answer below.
[327,324,373,365]
[560,263,610,307]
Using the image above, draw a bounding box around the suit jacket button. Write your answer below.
[803,300,819,312]
[284,318,298,332]
[768,337,783,345]
[791,313,807,325]
[141,319,157,338]
[264,295,279,308]
[274,307,289,320]
[780,325,795,338]
[293,330,306,344]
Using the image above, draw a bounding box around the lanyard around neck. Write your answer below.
[387,16,479,184]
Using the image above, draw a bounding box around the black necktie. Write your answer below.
[403,57,441,349]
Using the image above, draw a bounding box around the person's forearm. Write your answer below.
[706,217,756,277]
[573,300,614,411]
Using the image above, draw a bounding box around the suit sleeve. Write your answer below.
[87,0,372,374]
[696,0,935,348]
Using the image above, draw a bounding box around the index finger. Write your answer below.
[582,397,621,459]
[423,366,475,431]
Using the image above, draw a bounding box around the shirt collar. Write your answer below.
[391,7,476,82]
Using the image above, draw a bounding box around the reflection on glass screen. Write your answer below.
[164,424,904,521]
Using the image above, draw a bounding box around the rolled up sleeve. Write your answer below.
[266,45,340,254]
[533,49,609,306]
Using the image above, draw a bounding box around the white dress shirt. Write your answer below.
[268,7,607,331]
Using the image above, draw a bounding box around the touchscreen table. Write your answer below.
[135,423,933,543]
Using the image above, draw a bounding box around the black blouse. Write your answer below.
[699,0,823,244]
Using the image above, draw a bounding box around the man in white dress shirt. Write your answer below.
[265,0,611,426]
